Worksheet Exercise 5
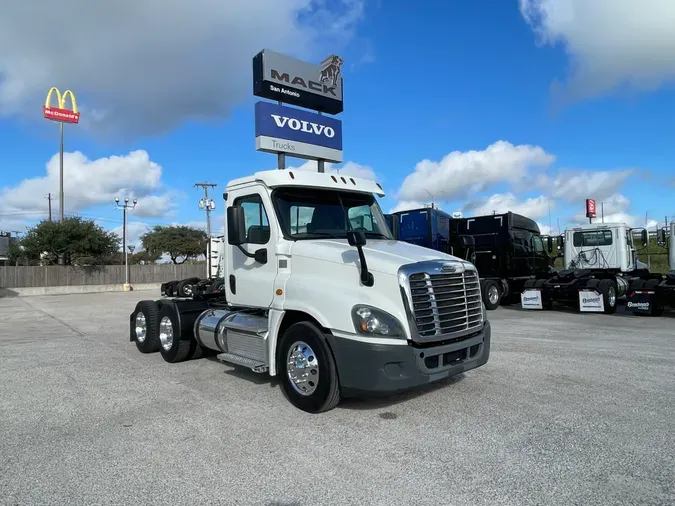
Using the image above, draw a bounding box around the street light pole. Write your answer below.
[195,182,217,279]
[115,196,137,287]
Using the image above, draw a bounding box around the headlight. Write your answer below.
[351,305,407,338]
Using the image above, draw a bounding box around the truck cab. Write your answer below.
[130,170,491,413]
[563,223,641,272]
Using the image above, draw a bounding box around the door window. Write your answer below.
[235,195,270,245]
[532,235,544,253]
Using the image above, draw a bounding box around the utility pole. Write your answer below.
[46,193,53,221]
[115,196,137,289]
[195,183,217,279]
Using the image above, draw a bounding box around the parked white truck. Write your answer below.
[129,169,491,413]
[520,222,649,314]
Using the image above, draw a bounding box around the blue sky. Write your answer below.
[1,0,674,246]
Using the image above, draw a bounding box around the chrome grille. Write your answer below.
[408,269,483,338]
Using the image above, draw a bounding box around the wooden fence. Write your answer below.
[0,263,206,288]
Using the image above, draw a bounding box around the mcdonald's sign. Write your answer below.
[43,87,80,124]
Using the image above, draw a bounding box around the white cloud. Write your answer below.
[0,150,178,221]
[520,0,675,101]
[287,159,378,181]
[544,169,634,202]
[389,201,427,213]
[395,141,555,202]
[461,193,554,221]
[0,0,365,139]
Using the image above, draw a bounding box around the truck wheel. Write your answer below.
[177,278,200,298]
[481,280,501,310]
[277,321,342,413]
[131,300,161,353]
[598,279,618,314]
[157,304,192,363]
[209,278,225,293]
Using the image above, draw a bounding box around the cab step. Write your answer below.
[216,353,268,373]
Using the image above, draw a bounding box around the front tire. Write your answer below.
[278,321,342,413]
[598,279,618,314]
[481,279,501,310]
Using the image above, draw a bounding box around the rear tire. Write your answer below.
[131,300,161,353]
[481,279,501,310]
[157,304,192,363]
[278,321,342,413]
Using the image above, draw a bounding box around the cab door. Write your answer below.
[226,190,278,308]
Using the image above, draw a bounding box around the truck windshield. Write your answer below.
[272,187,393,240]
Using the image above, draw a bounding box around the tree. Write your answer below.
[19,217,121,266]
[140,225,207,264]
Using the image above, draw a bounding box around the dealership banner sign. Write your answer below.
[254,101,343,163]
[43,87,80,124]
[253,49,344,115]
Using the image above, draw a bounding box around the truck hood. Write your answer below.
[289,239,470,276]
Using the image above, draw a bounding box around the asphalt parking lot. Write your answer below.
[1,291,673,506]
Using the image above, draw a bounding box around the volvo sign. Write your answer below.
[254,101,343,163]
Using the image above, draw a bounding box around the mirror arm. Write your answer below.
[236,244,255,258]
[355,246,374,287]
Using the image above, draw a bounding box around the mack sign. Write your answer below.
[253,49,344,115]
[255,101,343,163]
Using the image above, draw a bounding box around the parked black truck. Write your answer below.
[386,208,555,309]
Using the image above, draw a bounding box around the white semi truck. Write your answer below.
[129,169,491,413]
[625,222,675,316]
[520,222,649,314]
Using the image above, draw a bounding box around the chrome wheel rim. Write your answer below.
[135,312,147,343]
[159,316,174,351]
[184,284,193,296]
[608,286,616,306]
[488,285,499,305]
[286,341,319,396]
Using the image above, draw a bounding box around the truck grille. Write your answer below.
[408,269,483,338]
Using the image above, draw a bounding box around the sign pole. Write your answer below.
[59,121,64,222]
[317,111,325,173]
[277,101,286,170]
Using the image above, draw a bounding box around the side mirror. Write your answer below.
[546,236,553,253]
[254,248,267,264]
[557,235,564,250]
[347,230,367,247]
[641,229,648,247]
[227,206,246,245]
[459,235,474,247]
[657,228,666,245]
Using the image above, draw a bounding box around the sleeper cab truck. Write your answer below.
[386,208,553,310]
[129,169,492,413]
[522,222,649,314]
[625,222,675,316]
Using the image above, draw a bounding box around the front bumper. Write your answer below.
[326,321,491,397]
